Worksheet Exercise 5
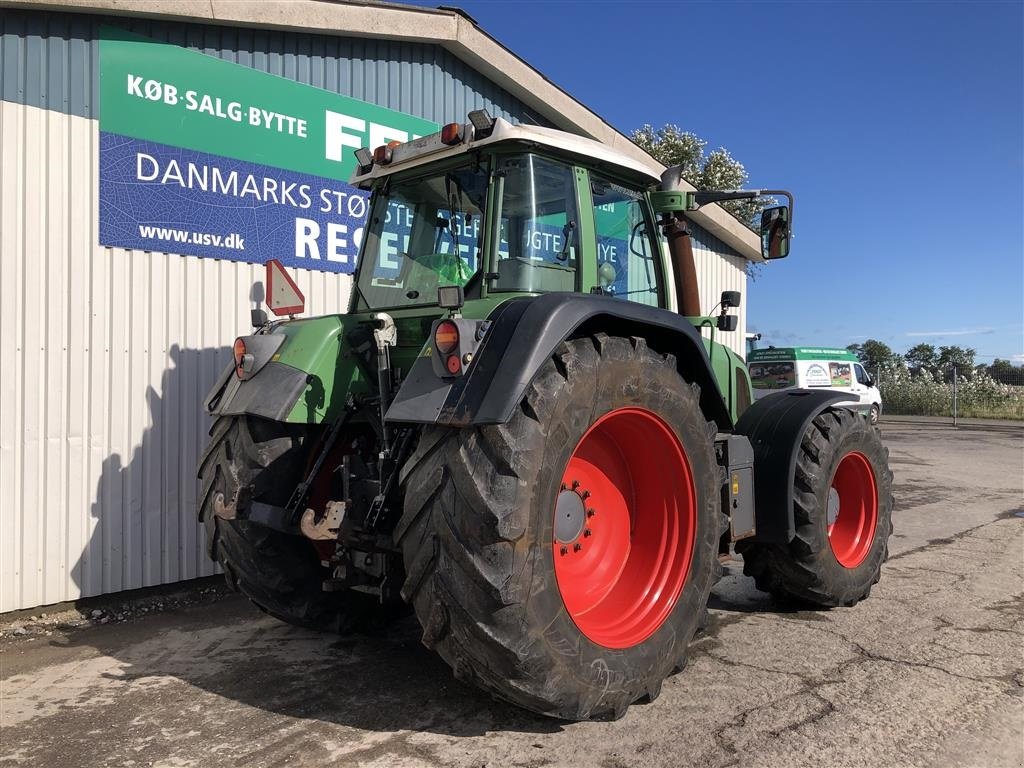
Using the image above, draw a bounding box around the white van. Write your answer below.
[746,347,883,424]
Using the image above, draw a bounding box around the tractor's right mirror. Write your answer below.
[760,206,791,260]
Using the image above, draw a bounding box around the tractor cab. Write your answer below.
[348,112,669,316]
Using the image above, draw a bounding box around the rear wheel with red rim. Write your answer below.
[553,408,696,649]
[397,334,723,720]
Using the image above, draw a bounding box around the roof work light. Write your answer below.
[468,109,495,139]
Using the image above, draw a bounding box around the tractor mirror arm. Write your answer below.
[649,188,794,230]
[692,189,794,223]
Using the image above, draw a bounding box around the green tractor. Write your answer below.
[198,111,893,720]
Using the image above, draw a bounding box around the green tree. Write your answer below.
[904,343,938,375]
[937,345,976,378]
[630,124,771,227]
[846,339,896,372]
[987,358,1023,385]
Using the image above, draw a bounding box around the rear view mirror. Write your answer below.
[760,206,791,260]
[720,290,741,308]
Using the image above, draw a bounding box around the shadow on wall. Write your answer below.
[71,343,231,600]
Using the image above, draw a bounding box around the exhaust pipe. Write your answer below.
[661,212,701,317]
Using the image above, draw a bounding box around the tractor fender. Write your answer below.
[387,292,733,430]
[734,389,854,543]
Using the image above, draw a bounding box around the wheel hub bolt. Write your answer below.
[560,546,568,556]
[571,480,580,490]
[580,490,591,500]
[574,543,582,552]
[587,508,596,518]
[583,529,592,537]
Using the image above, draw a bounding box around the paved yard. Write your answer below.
[2,422,1022,767]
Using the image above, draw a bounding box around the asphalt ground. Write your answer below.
[1,421,1022,768]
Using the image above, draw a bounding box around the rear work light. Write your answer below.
[440,122,464,145]
[468,109,495,139]
[353,146,374,171]
[434,320,460,355]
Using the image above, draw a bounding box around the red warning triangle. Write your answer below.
[266,259,305,317]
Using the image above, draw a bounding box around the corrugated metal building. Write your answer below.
[0,0,759,612]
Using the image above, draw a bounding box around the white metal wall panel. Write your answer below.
[0,10,550,127]
[692,229,749,357]
[0,101,352,611]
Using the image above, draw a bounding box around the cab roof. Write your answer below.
[349,117,663,189]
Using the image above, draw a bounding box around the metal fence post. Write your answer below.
[952,364,958,426]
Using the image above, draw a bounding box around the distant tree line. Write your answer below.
[845,339,1023,384]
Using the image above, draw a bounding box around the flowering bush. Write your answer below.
[876,363,1024,419]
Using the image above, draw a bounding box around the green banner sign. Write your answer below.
[747,347,858,363]
[99,27,437,180]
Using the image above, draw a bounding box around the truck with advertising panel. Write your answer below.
[748,346,883,424]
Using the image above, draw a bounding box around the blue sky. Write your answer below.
[410,0,1023,362]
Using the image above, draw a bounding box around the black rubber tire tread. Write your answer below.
[737,407,894,607]
[198,415,386,633]
[396,334,725,720]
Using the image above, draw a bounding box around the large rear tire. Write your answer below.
[737,407,893,607]
[197,415,384,632]
[396,335,724,720]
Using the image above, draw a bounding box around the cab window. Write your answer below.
[589,176,661,306]
[357,162,489,309]
[491,154,578,294]
[854,364,873,386]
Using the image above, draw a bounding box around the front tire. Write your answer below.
[396,335,724,720]
[737,407,893,607]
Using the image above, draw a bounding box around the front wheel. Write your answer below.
[396,334,724,720]
[737,407,893,607]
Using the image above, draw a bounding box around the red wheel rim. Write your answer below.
[827,451,878,568]
[552,407,696,649]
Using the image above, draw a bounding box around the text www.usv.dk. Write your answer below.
[138,225,245,250]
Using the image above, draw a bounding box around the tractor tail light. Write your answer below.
[434,320,460,355]
[446,354,462,375]
[233,337,247,378]
[233,337,255,379]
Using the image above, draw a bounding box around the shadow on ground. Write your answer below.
[49,561,795,739]
[56,598,566,737]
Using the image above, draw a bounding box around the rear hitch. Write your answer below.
[299,500,346,541]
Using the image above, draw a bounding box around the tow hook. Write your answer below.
[213,492,238,520]
[300,500,346,541]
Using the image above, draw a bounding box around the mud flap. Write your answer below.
[734,389,853,543]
